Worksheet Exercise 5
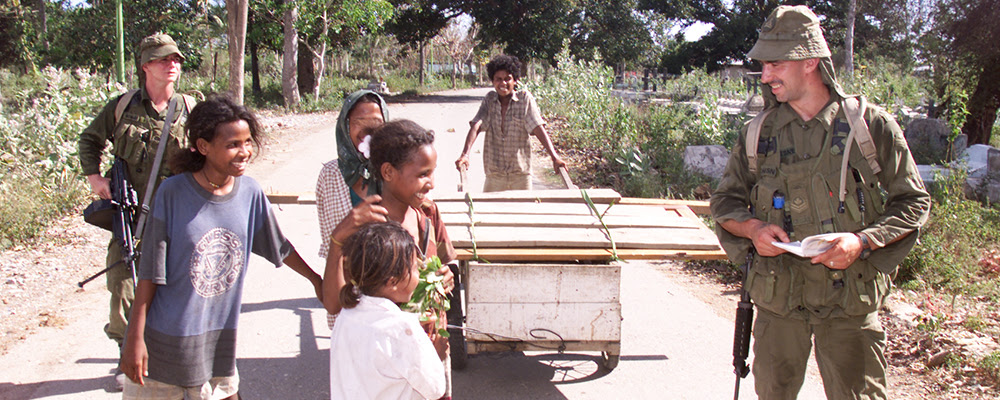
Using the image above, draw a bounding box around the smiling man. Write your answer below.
[77,33,197,390]
[710,6,930,400]
[456,54,565,192]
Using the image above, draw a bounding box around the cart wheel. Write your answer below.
[447,267,468,370]
[600,352,620,371]
[449,325,468,370]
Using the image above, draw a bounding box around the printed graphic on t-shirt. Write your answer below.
[189,227,244,298]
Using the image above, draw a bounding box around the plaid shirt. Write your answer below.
[471,89,546,175]
[316,160,352,259]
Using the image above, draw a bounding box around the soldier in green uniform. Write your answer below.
[77,33,195,390]
[710,6,930,399]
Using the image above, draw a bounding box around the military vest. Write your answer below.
[744,98,891,319]
[109,90,194,201]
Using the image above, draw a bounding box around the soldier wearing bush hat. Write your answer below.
[711,5,929,399]
[77,32,196,391]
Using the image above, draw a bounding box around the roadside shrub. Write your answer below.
[0,66,107,247]
[840,55,927,116]
[899,169,1000,299]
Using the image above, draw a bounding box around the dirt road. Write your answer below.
[0,88,827,399]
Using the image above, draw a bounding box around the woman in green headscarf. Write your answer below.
[316,90,390,260]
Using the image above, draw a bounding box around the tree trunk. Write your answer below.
[451,63,457,89]
[37,0,48,53]
[962,58,1000,145]
[844,0,856,78]
[314,42,326,99]
[281,0,300,108]
[297,46,315,97]
[250,37,261,96]
[419,41,426,86]
[226,0,248,105]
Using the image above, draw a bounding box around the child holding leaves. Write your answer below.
[329,222,448,399]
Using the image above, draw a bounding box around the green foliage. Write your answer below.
[898,169,1000,299]
[979,351,1000,382]
[0,66,113,247]
[839,55,928,116]
[531,47,742,199]
[404,255,451,337]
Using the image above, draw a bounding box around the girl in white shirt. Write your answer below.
[329,221,448,400]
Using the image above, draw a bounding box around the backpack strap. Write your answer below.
[842,96,881,174]
[113,89,141,125]
[745,108,776,175]
[181,94,197,114]
[837,95,881,211]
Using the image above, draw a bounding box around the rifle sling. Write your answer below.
[134,96,180,239]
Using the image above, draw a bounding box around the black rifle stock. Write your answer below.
[733,250,755,400]
[78,158,140,287]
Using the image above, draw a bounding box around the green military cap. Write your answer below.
[138,33,184,66]
[747,5,831,61]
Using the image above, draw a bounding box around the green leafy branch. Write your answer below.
[404,255,451,338]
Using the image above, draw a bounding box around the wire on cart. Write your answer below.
[447,324,570,353]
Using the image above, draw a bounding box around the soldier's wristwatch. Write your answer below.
[856,233,872,260]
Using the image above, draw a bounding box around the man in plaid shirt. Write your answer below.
[455,54,566,192]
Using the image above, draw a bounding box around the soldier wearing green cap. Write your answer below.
[711,5,930,399]
[77,33,196,390]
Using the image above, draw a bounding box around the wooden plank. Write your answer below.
[455,248,728,261]
[441,212,700,229]
[436,201,660,217]
[467,263,620,304]
[265,192,317,205]
[433,188,621,204]
[448,226,720,250]
[465,303,622,342]
[618,197,711,215]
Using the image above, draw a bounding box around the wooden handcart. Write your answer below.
[435,188,725,371]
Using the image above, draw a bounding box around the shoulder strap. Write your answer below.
[114,89,141,124]
[133,96,180,239]
[745,108,775,175]
[842,96,881,174]
[181,94,197,114]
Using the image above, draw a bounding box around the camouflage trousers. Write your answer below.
[104,240,135,347]
[752,308,887,400]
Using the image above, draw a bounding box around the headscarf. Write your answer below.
[336,90,389,197]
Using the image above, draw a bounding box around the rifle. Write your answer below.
[732,249,755,400]
[79,158,140,287]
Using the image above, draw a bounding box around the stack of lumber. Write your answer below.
[433,189,726,262]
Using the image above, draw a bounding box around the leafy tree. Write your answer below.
[643,0,916,74]
[921,0,1000,145]
[463,0,577,64]
[0,1,39,72]
[46,0,209,76]
[569,0,654,71]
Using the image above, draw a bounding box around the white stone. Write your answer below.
[684,145,730,179]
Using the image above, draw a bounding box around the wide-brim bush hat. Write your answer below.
[138,33,184,66]
[747,5,831,62]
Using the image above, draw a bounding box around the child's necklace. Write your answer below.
[203,170,230,189]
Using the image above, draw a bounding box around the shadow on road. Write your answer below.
[239,296,329,398]
[0,375,115,398]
